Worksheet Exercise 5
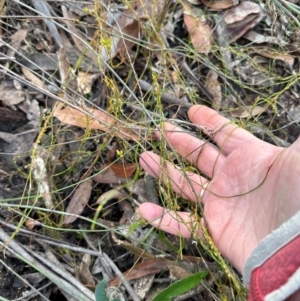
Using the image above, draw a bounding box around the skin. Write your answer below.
[139,105,300,273]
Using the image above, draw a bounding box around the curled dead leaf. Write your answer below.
[243,31,283,45]
[77,72,99,95]
[201,0,233,10]
[134,274,155,299]
[251,47,294,69]
[92,163,137,185]
[78,254,95,287]
[93,165,128,184]
[33,155,53,209]
[22,67,46,90]
[229,105,265,118]
[25,218,42,230]
[185,0,202,4]
[94,189,124,206]
[110,162,137,178]
[223,1,261,25]
[223,1,261,42]
[226,14,260,42]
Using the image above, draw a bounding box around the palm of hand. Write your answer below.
[139,105,300,272]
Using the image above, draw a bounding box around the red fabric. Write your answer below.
[248,235,300,301]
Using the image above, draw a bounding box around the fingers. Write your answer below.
[140,152,208,203]
[188,105,259,154]
[158,123,226,177]
[139,203,202,239]
[291,135,300,153]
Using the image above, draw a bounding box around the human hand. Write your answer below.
[139,105,300,273]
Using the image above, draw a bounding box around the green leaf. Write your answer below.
[95,279,121,301]
[95,279,110,301]
[152,270,208,301]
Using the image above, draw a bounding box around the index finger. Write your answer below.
[188,105,259,154]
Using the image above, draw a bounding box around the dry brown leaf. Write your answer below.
[31,0,62,47]
[0,82,25,106]
[94,189,124,205]
[108,258,169,287]
[78,254,95,287]
[109,256,206,287]
[57,47,74,87]
[223,2,261,42]
[25,218,42,230]
[26,98,41,126]
[0,0,5,36]
[251,47,294,69]
[0,119,38,166]
[229,105,265,118]
[33,154,53,209]
[0,107,27,125]
[0,131,16,143]
[204,70,222,111]
[243,30,282,44]
[53,106,143,141]
[7,29,27,59]
[223,1,261,25]
[104,1,148,61]
[201,0,233,10]
[118,19,141,60]
[93,165,128,184]
[10,29,28,47]
[134,274,155,299]
[22,67,46,90]
[77,72,99,95]
[110,162,137,178]
[63,178,93,224]
[227,14,260,42]
[93,163,137,185]
[169,265,191,280]
[185,0,202,4]
[183,6,213,54]
[61,6,98,62]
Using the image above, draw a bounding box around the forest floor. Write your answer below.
[0,0,300,300]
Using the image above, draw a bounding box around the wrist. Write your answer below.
[243,211,300,301]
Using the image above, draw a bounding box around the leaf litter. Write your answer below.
[0,0,300,300]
